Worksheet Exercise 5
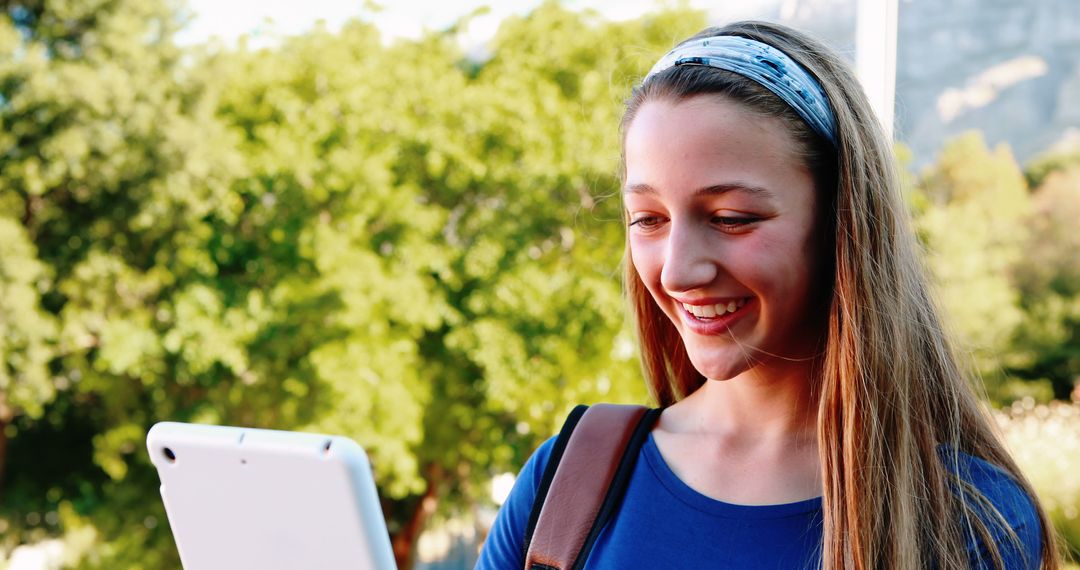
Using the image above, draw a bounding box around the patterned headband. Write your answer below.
[645,35,838,146]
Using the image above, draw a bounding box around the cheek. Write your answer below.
[629,237,663,284]
[629,239,675,313]
[737,232,818,300]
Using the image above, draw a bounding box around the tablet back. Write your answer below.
[147,422,396,570]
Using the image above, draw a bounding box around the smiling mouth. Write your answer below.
[680,298,750,320]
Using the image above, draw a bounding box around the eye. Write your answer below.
[628,215,664,231]
[711,215,762,231]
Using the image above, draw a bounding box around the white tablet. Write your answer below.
[147,422,397,570]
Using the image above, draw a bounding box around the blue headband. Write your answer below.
[645,35,838,146]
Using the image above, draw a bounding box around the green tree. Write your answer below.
[912,132,1032,399]
[0,218,55,489]
[1,0,246,563]
[911,135,1080,403]
[1008,163,1080,399]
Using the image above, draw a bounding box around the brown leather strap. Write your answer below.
[524,404,649,570]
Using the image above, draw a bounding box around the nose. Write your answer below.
[660,220,718,294]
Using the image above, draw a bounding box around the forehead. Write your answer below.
[623,96,810,200]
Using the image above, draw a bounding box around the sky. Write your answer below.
[175,0,781,48]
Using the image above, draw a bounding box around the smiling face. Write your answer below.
[624,95,826,381]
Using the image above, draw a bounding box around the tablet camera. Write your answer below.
[162,447,176,463]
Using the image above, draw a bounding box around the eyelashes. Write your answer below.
[628,215,662,229]
[712,215,763,229]
[627,214,764,232]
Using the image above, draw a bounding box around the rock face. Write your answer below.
[895,0,1080,167]
[709,0,1080,167]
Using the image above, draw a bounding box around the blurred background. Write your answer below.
[0,0,1077,568]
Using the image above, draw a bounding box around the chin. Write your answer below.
[686,350,754,382]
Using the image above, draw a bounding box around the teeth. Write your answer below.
[681,299,749,319]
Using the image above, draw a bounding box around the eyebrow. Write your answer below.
[622,182,776,199]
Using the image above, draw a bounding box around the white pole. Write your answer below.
[856,0,899,139]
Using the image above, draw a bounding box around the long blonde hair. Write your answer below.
[622,21,1060,570]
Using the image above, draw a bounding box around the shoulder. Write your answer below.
[944,449,1043,569]
[948,450,1039,529]
[511,434,559,503]
[475,436,558,570]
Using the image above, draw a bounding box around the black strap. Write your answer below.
[571,407,661,570]
[522,404,589,558]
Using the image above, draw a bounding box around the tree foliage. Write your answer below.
[912,133,1031,392]
[911,133,1080,402]
[1008,163,1080,400]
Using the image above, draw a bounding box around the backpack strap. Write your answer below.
[522,403,662,570]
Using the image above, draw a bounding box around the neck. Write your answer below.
[667,359,819,444]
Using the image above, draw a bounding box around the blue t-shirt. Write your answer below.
[477,433,1042,569]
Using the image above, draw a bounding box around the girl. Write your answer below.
[478,21,1058,569]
